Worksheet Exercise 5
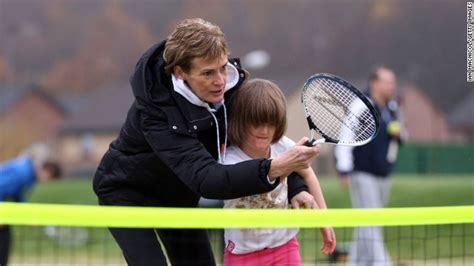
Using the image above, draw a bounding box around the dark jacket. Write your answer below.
[351,96,399,177]
[335,91,403,178]
[93,41,305,208]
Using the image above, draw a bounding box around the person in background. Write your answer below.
[0,143,62,266]
[335,67,406,266]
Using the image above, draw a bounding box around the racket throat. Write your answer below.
[305,128,327,146]
[312,138,326,144]
[305,138,326,147]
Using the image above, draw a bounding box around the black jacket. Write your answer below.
[93,41,306,207]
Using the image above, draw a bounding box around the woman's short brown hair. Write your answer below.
[228,79,287,148]
[163,18,228,75]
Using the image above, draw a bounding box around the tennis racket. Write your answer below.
[301,73,380,146]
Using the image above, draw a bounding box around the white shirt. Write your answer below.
[222,136,299,254]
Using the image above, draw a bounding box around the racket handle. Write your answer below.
[304,138,325,146]
[304,139,316,147]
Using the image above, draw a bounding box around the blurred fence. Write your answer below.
[394,143,474,174]
[7,224,473,266]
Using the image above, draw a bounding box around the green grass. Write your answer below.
[320,174,474,208]
[27,178,98,205]
[9,175,474,265]
[27,174,474,207]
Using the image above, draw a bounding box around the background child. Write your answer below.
[0,143,62,266]
[223,79,336,265]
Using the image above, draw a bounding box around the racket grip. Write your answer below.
[304,139,315,147]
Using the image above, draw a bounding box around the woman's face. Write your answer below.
[243,124,276,154]
[175,54,228,104]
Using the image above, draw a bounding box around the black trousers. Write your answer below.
[99,195,215,266]
[0,225,10,266]
[108,227,215,266]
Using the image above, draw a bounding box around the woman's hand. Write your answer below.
[268,138,320,180]
[320,227,336,255]
[290,191,317,209]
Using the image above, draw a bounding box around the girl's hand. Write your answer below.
[320,227,336,255]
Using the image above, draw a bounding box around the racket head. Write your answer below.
[301,73,380,146]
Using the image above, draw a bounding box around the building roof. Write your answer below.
[0,83,65,115]
[59,84,134,133]
[448,90,474,131]
[0,84,24,113]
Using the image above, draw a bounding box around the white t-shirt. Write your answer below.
[222,136,299,254]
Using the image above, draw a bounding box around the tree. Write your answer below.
[40,2,155,93]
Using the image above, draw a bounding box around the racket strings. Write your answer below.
[304,79,376,144]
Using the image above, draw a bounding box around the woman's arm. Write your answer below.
[140,110,319,199]
[140,109,279,199]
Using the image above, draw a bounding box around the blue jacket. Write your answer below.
[0,156,36,202]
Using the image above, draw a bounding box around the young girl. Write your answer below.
[222,79,336,265]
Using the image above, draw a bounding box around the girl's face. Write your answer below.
[242,124,276,154]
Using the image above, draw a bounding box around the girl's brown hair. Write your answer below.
[228,79,287,147]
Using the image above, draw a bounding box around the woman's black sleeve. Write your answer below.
[287,172,309,202]
[140,109,279,199]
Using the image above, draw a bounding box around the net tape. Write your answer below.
[1,203,472,229]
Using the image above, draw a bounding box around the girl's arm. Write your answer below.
[296,166,336,255]
[296,167,327,209]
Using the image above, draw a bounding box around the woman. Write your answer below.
[93,18,320,266]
